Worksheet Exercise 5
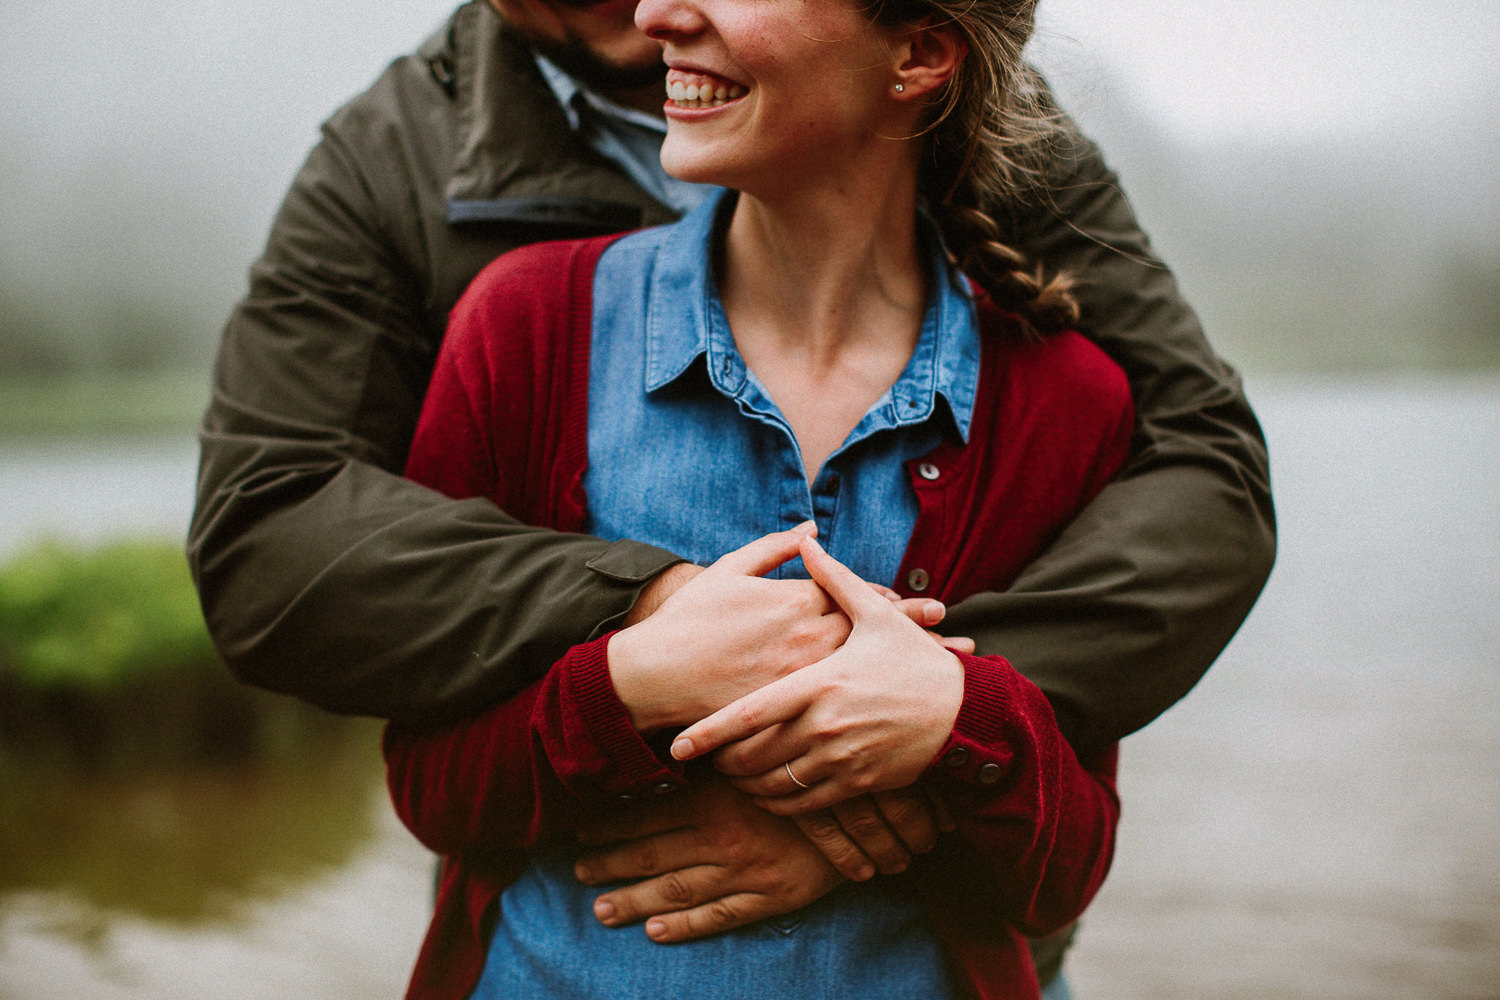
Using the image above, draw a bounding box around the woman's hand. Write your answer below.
[669,536,965,814]
[608,524,968,735]
[607,523,842,733]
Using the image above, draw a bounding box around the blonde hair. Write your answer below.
[868,0,1079,338]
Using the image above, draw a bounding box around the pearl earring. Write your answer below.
[894,83,905,93]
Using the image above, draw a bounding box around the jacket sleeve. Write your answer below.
[921,652,1118,937]
[186,120,680,725]
[382,634,687,855]
[945,121,1277,756]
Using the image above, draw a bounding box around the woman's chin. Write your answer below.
[660,150,726,189]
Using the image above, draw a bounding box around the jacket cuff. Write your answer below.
[585,541,690,641]
[563,632,688,799]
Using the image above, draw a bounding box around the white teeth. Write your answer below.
[665,76,746,108]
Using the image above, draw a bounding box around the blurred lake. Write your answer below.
[1,373,1497,998]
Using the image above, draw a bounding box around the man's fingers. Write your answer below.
[871,789,941,855]
[575,826,702,884]
[830,797,913,875]
[793,810,876,882]
[590,865,722,927]
[640,893,773,943]
[926,786,957,833]
[712,521,817,577]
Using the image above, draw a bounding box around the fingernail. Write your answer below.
[924,601,946,624]
[594,899,616,924]
[792,520,816,537]
[853,864,875,882]
[670,737,693,760]
[574,862,592,883]
[646,918,667,939]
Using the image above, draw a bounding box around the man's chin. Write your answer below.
[529,35,665,93]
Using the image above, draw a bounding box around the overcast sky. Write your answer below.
[1033,0,1498,145]
[4,0,1495,171]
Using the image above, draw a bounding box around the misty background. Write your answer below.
[2,0,1496,381]
[1,1,1497,997]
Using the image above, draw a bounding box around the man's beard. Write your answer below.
[525,32,665,93]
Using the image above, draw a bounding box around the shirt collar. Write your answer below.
[532,54,669,137]
[642,190,980,443]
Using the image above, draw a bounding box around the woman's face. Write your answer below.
[635,0,907,196]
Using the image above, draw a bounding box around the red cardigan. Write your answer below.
[390,235,1135,1000]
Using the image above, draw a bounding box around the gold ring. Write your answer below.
[785,762,811,789]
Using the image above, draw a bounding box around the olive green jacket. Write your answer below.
[190,0,1273,752]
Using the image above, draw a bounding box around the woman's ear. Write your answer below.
[891,21,965,100]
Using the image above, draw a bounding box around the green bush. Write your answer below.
[0,539,215,691]
[0,539,357,773]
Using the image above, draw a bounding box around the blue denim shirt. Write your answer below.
[586,189,979,586]
[474,190,979,999]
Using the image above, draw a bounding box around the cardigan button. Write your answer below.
[653,782,679,796]
[918,462,941,481]
[977,762,1003,785]
[907,568,930,592]
[944,747,970,769]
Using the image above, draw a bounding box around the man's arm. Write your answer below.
[948,123,1276,755]
[188,122,682,725]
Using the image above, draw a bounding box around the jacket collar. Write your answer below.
[431,2,675,231]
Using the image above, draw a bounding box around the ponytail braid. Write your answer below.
[868,0,1079,339]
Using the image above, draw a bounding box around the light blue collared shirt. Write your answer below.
[472,191,979,999]
[585,189,980,587]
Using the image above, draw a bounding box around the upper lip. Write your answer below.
[664,58,745,89]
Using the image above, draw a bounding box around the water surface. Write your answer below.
[2,375,1496,997]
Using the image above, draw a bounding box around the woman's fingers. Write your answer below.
[712,520,817,577]
[797,535,893,619]
[670,671,814,761]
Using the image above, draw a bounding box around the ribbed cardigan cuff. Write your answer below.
[563,632,686,793]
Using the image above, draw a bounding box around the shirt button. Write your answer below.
[653,782,678,796]
[977,762,1003,785]
[945,747,970,769]
[918,462,941,481]
[907,568,930,592]
[615,793,637,803]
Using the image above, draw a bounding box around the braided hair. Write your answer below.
[866,0,1079,339]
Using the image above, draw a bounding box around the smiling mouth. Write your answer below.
[665,70,747,109]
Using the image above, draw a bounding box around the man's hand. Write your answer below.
[794,787,955,880]
[623,561,705,627]
[574,778,842,942]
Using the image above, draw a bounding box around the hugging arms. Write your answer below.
[187,5,1274,978]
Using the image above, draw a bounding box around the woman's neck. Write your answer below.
[718,167,931,481]
[720,174,926,367]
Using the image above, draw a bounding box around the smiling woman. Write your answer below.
[383,0,1134,998]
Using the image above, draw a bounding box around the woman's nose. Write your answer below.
[635,0,702,40]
